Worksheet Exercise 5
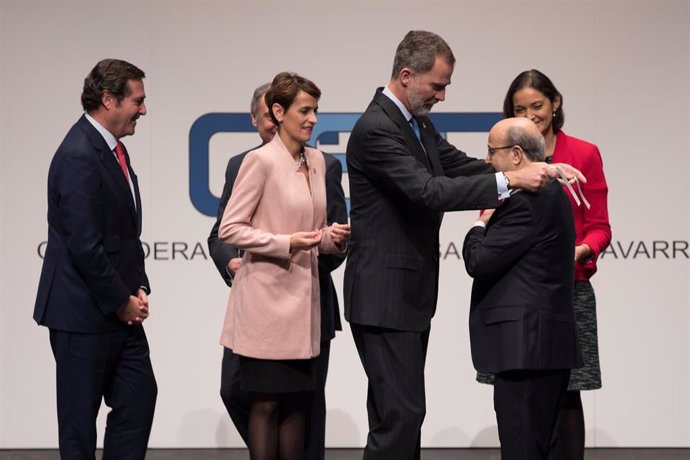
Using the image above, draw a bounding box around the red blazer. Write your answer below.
[553,131,612,280]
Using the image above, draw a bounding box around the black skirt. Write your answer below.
[239,356,317,393]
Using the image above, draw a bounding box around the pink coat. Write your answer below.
[218,135,343,359]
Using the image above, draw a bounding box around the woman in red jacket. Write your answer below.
[503,69,612,459]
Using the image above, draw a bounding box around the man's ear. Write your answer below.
[399,68,413,87]
[512,146,524,166]
[101,91,113,110]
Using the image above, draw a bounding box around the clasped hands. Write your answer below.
[290,222,351,251]
[116,288,149,325]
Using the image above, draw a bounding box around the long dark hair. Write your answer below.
[503,69,564,133]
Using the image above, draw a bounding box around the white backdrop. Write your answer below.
[1,0,688,449]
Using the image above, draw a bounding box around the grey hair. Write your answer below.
[250,82,272,116]
[505,125,545,162]
[391,30,455,78]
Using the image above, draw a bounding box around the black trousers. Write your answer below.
[49,326,157,460]
[219,340,332,460]
[494,369,570,460]
[351,323,430,460]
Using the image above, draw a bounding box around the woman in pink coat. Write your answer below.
[219,72,349,460]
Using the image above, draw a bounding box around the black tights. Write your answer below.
[555,390,585,460]
[247,392,307,460]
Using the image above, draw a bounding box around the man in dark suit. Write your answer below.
[207,83,347,459]
[33,59,157,460]
[344,30,583,460]
[463,117,582,459]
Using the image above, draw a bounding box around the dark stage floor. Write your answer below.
[1,449,689,460]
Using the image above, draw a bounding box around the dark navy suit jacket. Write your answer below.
[34,115,149,333]
[344,88,497,332]
[463,181,582,373]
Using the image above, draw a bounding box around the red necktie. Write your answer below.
[115,142,129,180]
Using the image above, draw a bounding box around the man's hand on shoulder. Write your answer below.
[551,162,587,185]
[505,162,586,192]
[504,163,552,192]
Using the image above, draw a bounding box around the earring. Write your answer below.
[552,111,557,118]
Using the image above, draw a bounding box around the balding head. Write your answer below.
[486,117,545,172]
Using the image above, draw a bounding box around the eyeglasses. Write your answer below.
[487,145,515,156]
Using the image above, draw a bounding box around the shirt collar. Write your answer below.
[84,113,118,151]
[382,85,414,122]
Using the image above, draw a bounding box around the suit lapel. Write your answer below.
[374,90,433,172]
[80,117,138,224]
[99,146,137,216]
[124,147,143,233]
[418,117,443,176]
[406,121,432,171]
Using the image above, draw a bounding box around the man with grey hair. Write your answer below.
[345,30,584,459]
[463,117,582,459]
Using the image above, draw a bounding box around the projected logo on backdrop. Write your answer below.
[34,111,690,262]
[188,112,503,217]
